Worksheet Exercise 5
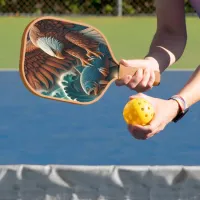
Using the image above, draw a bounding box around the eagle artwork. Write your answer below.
[22,18,119,104]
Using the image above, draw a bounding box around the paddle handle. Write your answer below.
[118,64,161,86]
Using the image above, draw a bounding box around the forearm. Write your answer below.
[145,0,187,73]
[145,31,187,73]
[177,66,200,107]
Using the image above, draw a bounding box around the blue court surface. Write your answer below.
[0,70,199,165]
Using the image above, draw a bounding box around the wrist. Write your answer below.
[145,46,177,73]
[144,56,160,71]
[168,95,189,123]
[168,99,181,117]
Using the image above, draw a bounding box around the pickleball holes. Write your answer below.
[145,114,148,117]
[141,108,144,111]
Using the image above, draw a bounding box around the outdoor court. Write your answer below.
[0,15,200,199]
[1,69,199,166]
[0,16,199,165]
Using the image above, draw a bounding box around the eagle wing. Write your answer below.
[34,19,75,33]
[24,41,76,91]
[65,27,107,51]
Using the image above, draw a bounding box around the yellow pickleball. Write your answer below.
[123,98,155,126]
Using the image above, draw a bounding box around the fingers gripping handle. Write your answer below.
[118,64,161,86]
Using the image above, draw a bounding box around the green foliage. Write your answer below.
[0,0,5,6]
[123,1,135,15]
[0,0,195,15]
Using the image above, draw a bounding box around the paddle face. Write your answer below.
[20,17,119,105]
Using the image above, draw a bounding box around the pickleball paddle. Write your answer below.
[19,16,161,105]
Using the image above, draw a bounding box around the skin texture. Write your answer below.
[129,65,200,140]
[121,0,200,140]
[127,93,180,140]
[115,0,187,92]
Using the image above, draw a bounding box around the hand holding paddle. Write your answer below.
[116,58,160,92]
[19,16,161,105]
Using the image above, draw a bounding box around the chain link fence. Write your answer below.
[0,0,195,16]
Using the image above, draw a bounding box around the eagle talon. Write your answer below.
[86,51,104,59]
[88,57,95,61]
[98,55,102,60]
[88,87,98,96]
[81,60,93,67]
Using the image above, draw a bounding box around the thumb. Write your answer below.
[119,59,130,67]
[119,59,146,68]
[129,93,146,100]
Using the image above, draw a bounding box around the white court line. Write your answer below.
[0,68,194,72]
[167,68,194,71]
[0,68,18,71]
